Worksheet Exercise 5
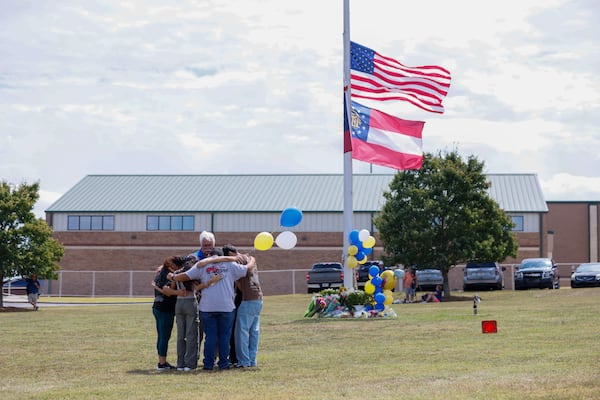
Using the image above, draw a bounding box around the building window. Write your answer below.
[511,216,524,231]
[67,215,115,231]
[147,215,195,231]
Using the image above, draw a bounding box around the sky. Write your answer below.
[1,0,599,218]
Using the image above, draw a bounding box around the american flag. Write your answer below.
[350,41,451,114]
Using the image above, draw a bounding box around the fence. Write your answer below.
[32,263,579,298]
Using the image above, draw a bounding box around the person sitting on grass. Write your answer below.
[421,284,443,303]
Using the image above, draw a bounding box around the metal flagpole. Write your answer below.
[342,0,354,290]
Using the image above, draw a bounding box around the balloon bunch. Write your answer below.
[253,207,303,251]
[363,266,396,312]
[346,229,376,269]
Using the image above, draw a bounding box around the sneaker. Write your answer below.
[34,306,39,311]
[157,362,176,371]
[183,367,195,372]
[176,367,184,371]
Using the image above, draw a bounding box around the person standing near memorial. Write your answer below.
[231,244,263,368]
[151,256,187,371]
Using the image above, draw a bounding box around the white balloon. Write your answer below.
[275,231,297,250]
[358,229,370,242]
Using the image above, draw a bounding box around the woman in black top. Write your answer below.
[152,256,187,371]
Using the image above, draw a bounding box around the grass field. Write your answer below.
[1,288,599,399]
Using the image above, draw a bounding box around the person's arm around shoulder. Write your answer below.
[243,255,257,276]
[152,280,187,297]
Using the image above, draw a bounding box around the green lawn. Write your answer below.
[1,288,599,399]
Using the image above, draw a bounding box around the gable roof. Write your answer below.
[45,173,548,214]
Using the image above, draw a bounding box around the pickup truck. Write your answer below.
[306,262,344,293]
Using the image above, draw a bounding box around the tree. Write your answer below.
[373,150,518,297]
[0,181,64,307]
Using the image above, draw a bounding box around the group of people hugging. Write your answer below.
[152,231,263,372]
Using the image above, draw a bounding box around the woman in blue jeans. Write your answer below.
[152,256,187,371]
[234,259,263,368]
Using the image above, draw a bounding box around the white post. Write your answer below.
[342,0,355,290]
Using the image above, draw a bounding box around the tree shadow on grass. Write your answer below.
[0,306,30,313]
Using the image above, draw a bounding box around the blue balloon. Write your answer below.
[368,266,380,278]
[280,207,303,227]
[363,247,372,255]
[355,251,366,263]
[349,229,360,245]
[374,292,386,304]
[375,302,385,311]
[371,276,382,287]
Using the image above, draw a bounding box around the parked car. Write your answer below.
[514,258,560,290]
[356,260,384,289]
[306,262,344,293]
[570,262,600,288]
[416,269,443,291]
[2,277,28,295]
[463,261,505,291]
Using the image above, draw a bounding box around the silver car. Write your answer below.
[416,269,443,291]
[463,261,504,291]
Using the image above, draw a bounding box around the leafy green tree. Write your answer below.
[0,181,64,307]
[374,150,518,297]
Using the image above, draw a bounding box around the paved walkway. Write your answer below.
[2,294,151,308]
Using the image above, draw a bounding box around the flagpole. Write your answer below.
[342,0,354,290]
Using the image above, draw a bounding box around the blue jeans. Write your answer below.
[234,300,263,367]
[153,307,175,357]
[200,311,235,370]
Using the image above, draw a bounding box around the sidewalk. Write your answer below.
[2,293,152,308]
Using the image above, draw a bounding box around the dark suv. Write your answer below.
[515,258,560,289]
[463,261,505,291]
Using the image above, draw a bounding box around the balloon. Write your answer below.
[371,276,382,287]
[363,236,376,248]
[374,292,386,304]
[368,265,380,278]
[280,207,303,227]
[363,247,372,255]
[381,270,396,290]
[364,281,375,295]
[347,256,358,269]
[275,231,297,249]
[347,245,358,256]
[349,229,360,245]
[354,250,367,261]
[254,232,274,251]
[383,290,394,305]
[394,269,405,280]
[357,254,368,264]
[358,229,370,242]
[375,302,385,311]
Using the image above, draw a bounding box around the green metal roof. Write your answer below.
[45,173,548,214]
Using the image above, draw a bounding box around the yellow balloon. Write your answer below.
[381,270,396,290]
[347,245,358,256]
[253,231,274,251]
[363,236,376,248]
[384,289,393,305]
[364,281,375,295]
[347,256,358,269]
[357,254,368,264]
